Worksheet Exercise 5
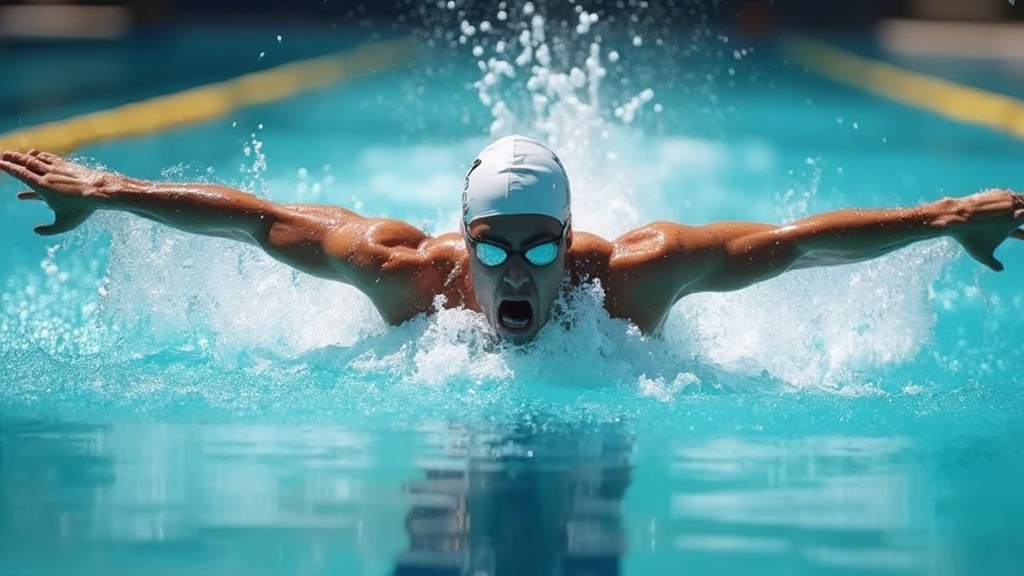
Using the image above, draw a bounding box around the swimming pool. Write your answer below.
[2,5,1023,576]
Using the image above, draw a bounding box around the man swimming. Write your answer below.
[2,134,1022,344]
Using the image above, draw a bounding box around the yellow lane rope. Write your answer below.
[0,37,418,155]
[784,36,1024,140]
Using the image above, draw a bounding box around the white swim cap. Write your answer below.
[462,134,571,226]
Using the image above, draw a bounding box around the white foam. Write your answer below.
[0,1,973,404]
[1,243,120,358]
[665,240,958,390]
[93,213,385,363]
[326,279,767,395]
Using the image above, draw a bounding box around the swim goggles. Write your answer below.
[462,219,569,267]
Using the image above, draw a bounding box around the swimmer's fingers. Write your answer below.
[1008,191,1023,242]
[0,157,39,184]
[16,190,41,201]
[1,151,63,191]
[1014,192,1024,221]
[26,149,57,164]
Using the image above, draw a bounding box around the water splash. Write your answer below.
[405,0,744,228]
[0,244,120,358]
[94,212,384,363]
[667,240,959,391]
[239,123,269,196]
[0,0,995,421]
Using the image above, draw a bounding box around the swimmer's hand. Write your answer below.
[940,189,1024,271]
[0,149,109,235]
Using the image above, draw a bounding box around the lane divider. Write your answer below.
[784,36,1024,140]
[0,37,417,155]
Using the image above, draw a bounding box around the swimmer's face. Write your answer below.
[464,214,571,344]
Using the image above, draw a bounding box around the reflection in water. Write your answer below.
[931,433,1024,576]
[392,421,634,576]
[0,414,634,576]
[0,418,116,572]
[1,413,1023,576]
[653,436,936,576]
[0,417,387,576]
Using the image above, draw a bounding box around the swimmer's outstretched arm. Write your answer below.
[0,150,458,321]
[0,150,370,278]
[669,190,1024,295]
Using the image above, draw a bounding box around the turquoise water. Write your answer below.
[2,7,1024,576]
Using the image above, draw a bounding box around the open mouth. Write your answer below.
[497,299,534,333]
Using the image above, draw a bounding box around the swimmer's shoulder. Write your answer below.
[567,231,613,284]
[421,231,469,263]
[570,223,699,265]
[568,231,613,261]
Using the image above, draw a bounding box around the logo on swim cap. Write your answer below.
[462,135,571,226]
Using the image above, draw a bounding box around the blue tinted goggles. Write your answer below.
[463,220,569,267]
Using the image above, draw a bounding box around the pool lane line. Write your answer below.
[0,37,417,155]
[784,36,1024,140]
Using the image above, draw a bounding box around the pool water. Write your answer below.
[2,5,1023,576]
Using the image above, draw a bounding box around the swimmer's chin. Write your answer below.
[492,317,541,345]
[494,326,540,345]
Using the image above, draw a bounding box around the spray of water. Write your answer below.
[453,1,667,236]
[0,0,977,419]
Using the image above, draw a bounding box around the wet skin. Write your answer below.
[465,214,569,344]
[2,149,1023,343]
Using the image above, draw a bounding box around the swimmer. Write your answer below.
[2,135,1022,344]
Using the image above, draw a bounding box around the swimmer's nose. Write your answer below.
[503,256,530,288]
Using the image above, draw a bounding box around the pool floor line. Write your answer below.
[0,37,417,156]
[784,35,1024,140]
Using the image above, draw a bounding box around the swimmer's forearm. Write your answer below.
[676,190,1020,294]
[97,178,361,247]
[96,178,369,281]
[699,200,952,291]
[95,178,277,239]
[774,199,952,267]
